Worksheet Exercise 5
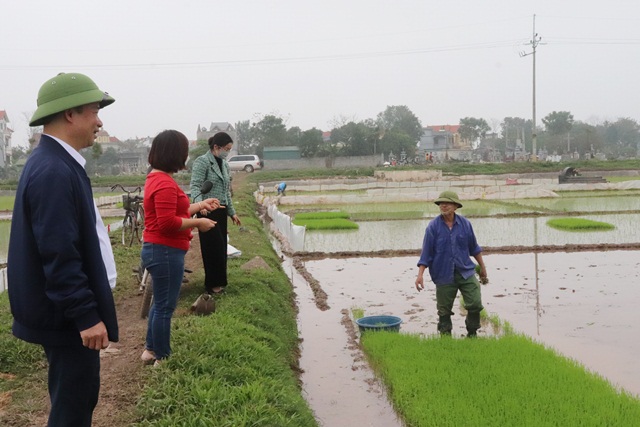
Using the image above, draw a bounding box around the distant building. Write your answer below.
[94,130,149,174]
[196,122,238,155]
[0,111,13,168]
[96,129,122,152]
[196,122,237,143]
[417,125,472,162]
[263,146,301,160]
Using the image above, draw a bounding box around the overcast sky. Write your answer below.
[2,1,639,148]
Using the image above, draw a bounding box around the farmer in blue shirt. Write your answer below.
[275,182,287,196]
[415,191,488,337]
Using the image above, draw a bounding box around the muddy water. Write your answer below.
[283,257,405,427]
[298,250,640,404]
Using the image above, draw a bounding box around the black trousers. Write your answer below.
[199,207,228,292]
[43,341,100,427]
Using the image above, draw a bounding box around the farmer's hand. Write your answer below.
[478,264,488,285]
[415,275,425,291]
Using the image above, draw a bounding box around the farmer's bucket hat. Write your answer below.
[434,190,463,208]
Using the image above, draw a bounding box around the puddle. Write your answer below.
[293,250,640,407]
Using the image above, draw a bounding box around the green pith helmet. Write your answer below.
[29,73,115,127]
[434,190,463,208]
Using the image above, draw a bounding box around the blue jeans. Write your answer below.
[141,242,186,360]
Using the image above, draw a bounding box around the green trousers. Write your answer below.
[435,270,484,335]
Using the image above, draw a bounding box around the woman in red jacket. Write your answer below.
[140,130,220,366]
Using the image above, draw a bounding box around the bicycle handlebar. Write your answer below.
[111,184,142,195]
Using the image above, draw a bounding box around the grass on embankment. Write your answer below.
[130,178,317,426]
[0,292,48,420]
[361,332,640,426]
[547,218,615,231]
[0,175,318,426]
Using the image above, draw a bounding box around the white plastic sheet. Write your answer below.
[266,203,306,252]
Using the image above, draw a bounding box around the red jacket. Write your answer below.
[143,172,192,251]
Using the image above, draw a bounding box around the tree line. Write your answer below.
[3,105,638,180]
[224,106,640,162]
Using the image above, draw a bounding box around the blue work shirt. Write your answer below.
[417,213,482,286]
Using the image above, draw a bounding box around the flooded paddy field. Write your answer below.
[301,213,639,253]
[284,189,640,218]
[290,249,640,426]
[276,188,640,424]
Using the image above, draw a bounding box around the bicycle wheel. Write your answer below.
[129,215,139,247]
[140,270,153,319]
[133,207,144,244]
[122,211,134,246]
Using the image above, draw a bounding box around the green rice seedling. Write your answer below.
[351,307,365,320]
[546,217,615,231]
[292,218,359,230]
[361,332,640,426]
[293,211,350,220]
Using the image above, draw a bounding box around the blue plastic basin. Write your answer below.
[355,315,402,333]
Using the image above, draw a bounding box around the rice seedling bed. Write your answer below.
[546,217,615,231]
[361,333,640,426]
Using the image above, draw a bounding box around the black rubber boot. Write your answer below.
[437,315,452,336]
[466,311,480,338]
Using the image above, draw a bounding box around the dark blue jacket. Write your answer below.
[8,135,118,346]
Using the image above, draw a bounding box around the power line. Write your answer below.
[0,39,523,71]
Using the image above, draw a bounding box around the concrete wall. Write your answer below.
[264,154,384,170]
[258,172,640,205]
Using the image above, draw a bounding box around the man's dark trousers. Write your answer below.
[43,341,100,427]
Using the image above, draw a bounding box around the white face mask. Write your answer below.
[216,149,229,159]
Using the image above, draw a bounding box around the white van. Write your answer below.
[227,154,263,172]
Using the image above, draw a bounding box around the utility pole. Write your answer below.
[520,14,542,161]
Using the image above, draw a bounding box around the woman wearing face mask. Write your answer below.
[190,132,242,295]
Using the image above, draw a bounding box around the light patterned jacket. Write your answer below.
[190,151,236,217]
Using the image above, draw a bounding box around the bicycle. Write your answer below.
[111,184,144,246]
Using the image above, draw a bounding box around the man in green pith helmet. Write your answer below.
[8,72,118,427]
[415,190,488,337]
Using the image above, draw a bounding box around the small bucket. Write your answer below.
[355,315,402,333]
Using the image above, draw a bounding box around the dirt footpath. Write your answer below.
[92,235,204,426]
